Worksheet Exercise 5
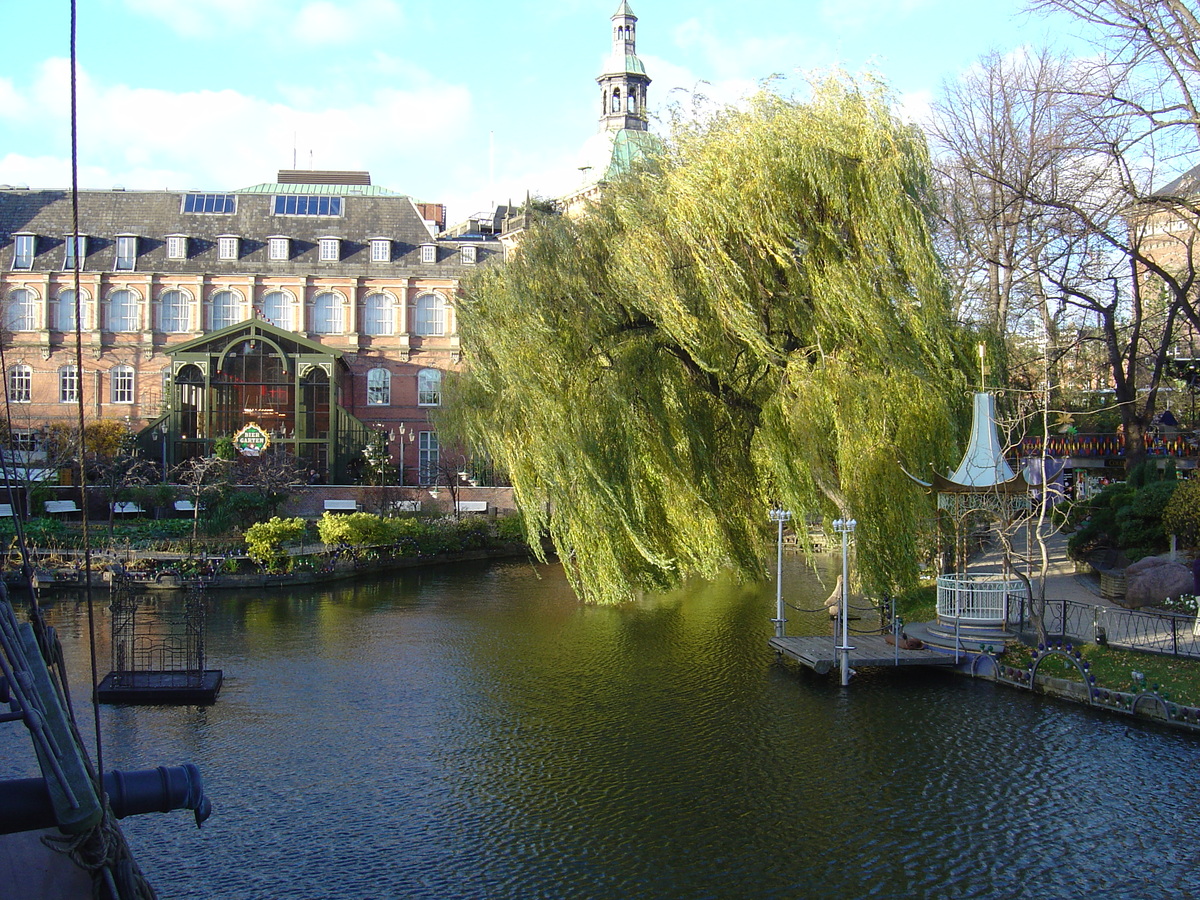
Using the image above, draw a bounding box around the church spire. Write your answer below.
[597,1,651,133]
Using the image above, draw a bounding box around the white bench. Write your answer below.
[45,500,80,514]
[112,502,144,515]
[455,500,488,514]
[0,504,12,517]
[174,500,203,513]
[392,500,422,512]
[323,499,359,513]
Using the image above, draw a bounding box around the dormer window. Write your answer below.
[115,234,138,271]
[64,234,87,270]
[319,237,341,262]
[370,238,391,263]
[268,236,291,261]
[460,245,477,266]
[217,235,239,261]
[12,233,34,271]
[166,235,188,260]
[420,243,437,264]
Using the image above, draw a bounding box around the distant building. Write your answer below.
[0,170,502,483]
[559,1,664,217]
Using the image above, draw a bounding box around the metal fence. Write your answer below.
[1011,594,1200,658]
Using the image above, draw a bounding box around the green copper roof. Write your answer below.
[613,1,636,17]
[235,182,405,196]
[602,52,647,76]
[579,128,664,182]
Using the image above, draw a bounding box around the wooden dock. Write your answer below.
[769,635,958,675]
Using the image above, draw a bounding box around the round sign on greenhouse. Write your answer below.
[233,423,271,457]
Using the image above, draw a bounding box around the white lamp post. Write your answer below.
[769,509,792,638]
[832,517,857,686]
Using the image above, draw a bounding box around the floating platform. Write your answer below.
[96,670,223,705]
[769,635,959,675]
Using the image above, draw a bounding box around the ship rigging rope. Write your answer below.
[61,3,156,898]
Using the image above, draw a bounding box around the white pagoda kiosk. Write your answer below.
[908,391,1032,649]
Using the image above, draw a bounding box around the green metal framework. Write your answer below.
[140,319,370,483]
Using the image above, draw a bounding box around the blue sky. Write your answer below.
[0,0,1084,223]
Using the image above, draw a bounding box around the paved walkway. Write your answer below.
[966,530,1112,607]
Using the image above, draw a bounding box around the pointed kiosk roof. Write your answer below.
[908,392,1033,496]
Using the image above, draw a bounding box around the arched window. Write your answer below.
[208,290,240,330]
[158,289,191,333]
[5,289,38,332]
[311,292,343,334]
[53,289,87,333]
[361,292,394,336]
[175,364,205,439]
[259,290,292,330]
[110,364,135,404]
[417,368,442,407]
[413,293,445,336]
[366,367,391,405]
[105,289,139,332]
[611,88,622,113]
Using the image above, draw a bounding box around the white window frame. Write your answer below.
[105,289,140,332]
[166,235,188,260]
[217,236,239,261]
[311,292,344,335]
[59,365,79,403]
[366,367,391,406]
[54,289,84,333]
[418,431,439,484]
[6,288,38,332]
[111,365,135,404]
[361,292,394,336]
[417,368,442,407]
[157,289,191,333]
[319,237,341,262]
[268,237,291,261]
[63,234,87,270]
[208,290,240,330]
[7,365,31,403]
[12,234,34,270]
[414,293,445,337]
[420,243,437,264]
[259,290,293,330]
[370,238,391,263]
[11,429,36,454]
[114,235,137,271]
[460,244,477,265]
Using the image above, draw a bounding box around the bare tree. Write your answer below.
[173,456,232,547]
[233,449,304,518]
[931,48,1185,470]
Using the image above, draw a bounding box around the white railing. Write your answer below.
[937,574,1023,626]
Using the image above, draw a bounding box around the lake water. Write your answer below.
[4,554,1200,899]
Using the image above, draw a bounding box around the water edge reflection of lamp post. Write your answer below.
[769,508,791,638]
[833,517,857,686]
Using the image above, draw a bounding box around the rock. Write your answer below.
[1122,556,1196,609]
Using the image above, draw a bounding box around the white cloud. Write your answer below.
[123,0,403,44]
[0,58,475,202]
[894,88,934,126]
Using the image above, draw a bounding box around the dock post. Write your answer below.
[769,509,791,638]
[833,517,856,686]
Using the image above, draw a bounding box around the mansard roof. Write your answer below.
[0,180,502,276]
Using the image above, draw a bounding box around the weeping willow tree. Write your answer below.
[444,78,973,603]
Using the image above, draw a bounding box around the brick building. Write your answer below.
[0,170,503,484]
